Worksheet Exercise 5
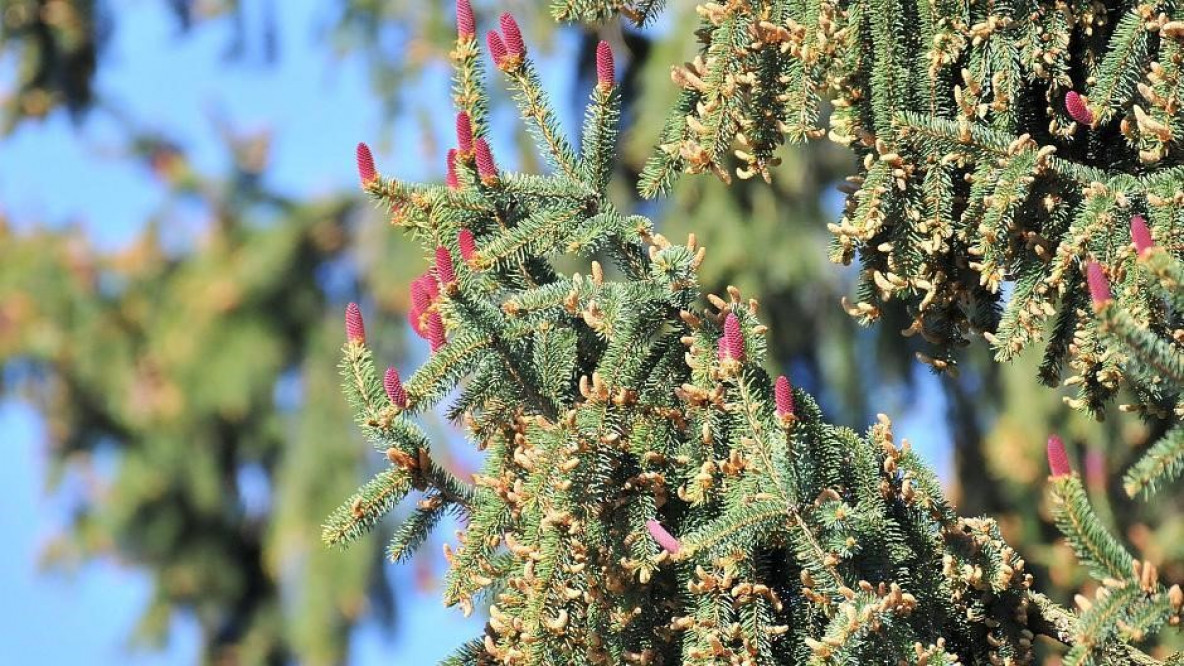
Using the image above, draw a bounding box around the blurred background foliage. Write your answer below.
[2,0,1179,663]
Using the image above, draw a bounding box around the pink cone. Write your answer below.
[456,0,475,40]
[458,229,477,263]
[435,246,456,286]
[1047,434,1071,477]
[426,312,447,352]
[646,519,681,554]
[456,112,473,155]
[1131,215,1154,256]
[410,276,436,338]
[1065,91,1093,125]
[717,336,728,361]
[411,275,437,316]
[445,149,459,190]
[596,41,614,90]
[774,375,794,418]
[384,367,408,408]
[1086,261,1111,305]
[356,142,377,186]
[499,13,525,58]
[474,138,497,182]
[345,302,366,344]
[723,313,745,362]
[486,30,508,67]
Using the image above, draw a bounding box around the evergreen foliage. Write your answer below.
[593,0,1184,416]
[329,7,1184,662]
[6,3,870,660]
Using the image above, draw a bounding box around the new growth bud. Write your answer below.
[384,367,408,409]
[355,142,377,187]
[596,41,614,90]
[455,112,474,155]
[1085,261,1111,306]
[446,149,460,190]
[486,30,508,67]
[1047,434,1071,477]
[1131,215,1154,256]
[426,312,447,352]
[499,13,525,58]
[1064,91,1094,126]
[775,375,795,418]
[456,0,475,40]
[409,275,439,338]
[411,275,438,316]
[723,313,745,362]
[646,520,681,554]
[474,138,498,183]
[435,246,456,286]
[458,229,477,263]
[345,302,366,344]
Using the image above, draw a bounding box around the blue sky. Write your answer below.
[0,1,952,663]
[0,1,483,662]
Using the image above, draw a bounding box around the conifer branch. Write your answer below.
[320,3,1184,662]
[1123,426,1184,499]
[1049,475,1135,582]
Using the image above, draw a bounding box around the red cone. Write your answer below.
[456,0,475,40]
[646,520,681,554]
[1086,261,1111,306]
[474,138,498,182]
[1131,215,1154,256]
[1065,91,1093,125]
[596,41,614,90]
[345,302,366,344]
[723,313,745,362]
[445,149,459,190]
[355,142,377,186]
[1047,434,1071,477]
[435,246,456,286]
[455,112,473,155]
[486,30,508,67]
[775,375,794,418]
[426,312,446,352]
[458,229,477,263]
[384,367,408,408]
[499,13,525,58]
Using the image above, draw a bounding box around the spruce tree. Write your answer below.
[327,1,1184,662]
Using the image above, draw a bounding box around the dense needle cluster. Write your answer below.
[607,0,1184,420]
